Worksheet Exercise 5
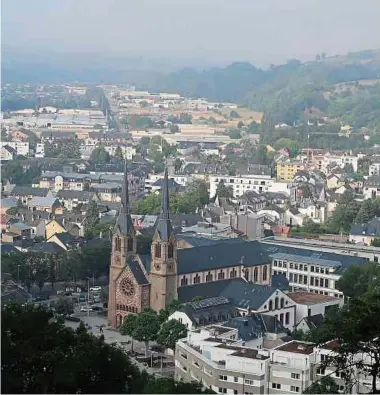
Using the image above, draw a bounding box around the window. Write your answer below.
[304,265,308,272]
[245,379,255,385]
[180,352,187,359]
[299,264,303,271]
[303,276,308,285]
[168,243,174,259]
[114,236,121,252]
[253,267,258,282]
[311,266,315,272]
[181,276,188,286]
[219,375,227,381]
[127,236,134,252]
[289,273,294,282]
[320,267,324,274]
[193,274,200,284]
[275,297,279,310]
[285,312,290,325]
[299,275,303,283]
[316,367,325,375]
[155,244,161,258]
[269,300,273,310]
[291,386,300,392]
[325,279,329,288]
[315,278,319,287]
[218,270,225,280]
[206,272,213,282]
[278,261,283,268]
[335,371,346,379]
[316,267,320,273]
[294,264,298,270]
[280,298,285,308]
[234,391,238,395]
[320,354,327,362]
[219,388,227,394]
[280,313,284,324]
[272,383,281,389]
[234,377,238,383]
[244,269,249,280]
[310,277,314,286]
[263,265,268,281]
[230,268,237,278]
[294,274,298,283]
[290,263,294,269]
[291,373,300,380]
[283,262,287,269]
[273,260,278,267]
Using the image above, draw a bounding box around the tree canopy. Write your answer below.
[90,147,111,165]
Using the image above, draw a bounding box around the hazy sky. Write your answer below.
[2,0,380,67]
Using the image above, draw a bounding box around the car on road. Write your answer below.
[80,306,93,312]
[90,286,101,292]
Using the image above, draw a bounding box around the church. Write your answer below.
[108,160,273,327]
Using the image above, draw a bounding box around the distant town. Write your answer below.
[2,82,380,394]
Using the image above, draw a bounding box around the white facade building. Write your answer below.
[0,141,29,157]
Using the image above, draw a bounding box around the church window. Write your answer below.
[116,304,120,310]
[168,243,174,259]
[275,297,279,310]
[280,298,285,308]
[193,274,201,284]
[218,270,225,280]
[254,267,258,282]
[230,268,237,278]
[263,265,268,281]
[155,244,161,258]
[244,269,249,281]
[269,300,273,310]
[206,272,213,282]
[127,236,134,252]
[181,276,188,286]
[115,237,121,252]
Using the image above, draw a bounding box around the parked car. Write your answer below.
[80,306,93,312]
[66,315,81,323]
[90,286,101,292]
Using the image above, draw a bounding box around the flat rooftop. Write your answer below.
[287,292,338,305]
[275,341,314,355]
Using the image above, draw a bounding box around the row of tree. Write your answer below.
[120,300,187,355]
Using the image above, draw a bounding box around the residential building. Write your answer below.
[363,176,380,199]
[0,141,29,157]
[276,161,305,181]
[0,145,17,161]
[209,174,275,199]
[349,217,380,245]
[369,161,380,176]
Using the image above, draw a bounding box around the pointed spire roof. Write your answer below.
[114,159,134,236]
[154,166,174,241]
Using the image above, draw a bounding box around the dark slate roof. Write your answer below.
[1,244,19,254]
[10,186,50,197]
[178,297,238,327]
[171,214,204,228]
[177,240,270,274]
[350,217,380,237]
[128,258,149,285]
[152,178,181,189]
[364,175,380,187]
[303,314,324,330]
[221,282,278,310]
[261,314,287,334]
[56,190,95,200]
[271,274,290,291]
[222,315,266,341]
[261,242,367,275]
[177,234,246,248]
[28,242,65,253]
[140,254,151,274]
[178,279,245,303]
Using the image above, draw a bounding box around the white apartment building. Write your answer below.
[145,173,193,193]
[369,162,380,176]
[209,174,275,199]
[176,333,377,395]
[104,145,136,160]
[270,253,345,298]
[0,141,29,157]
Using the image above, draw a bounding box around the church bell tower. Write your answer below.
[108,159,136,327]
[149,167,178,312]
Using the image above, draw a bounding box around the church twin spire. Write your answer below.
[154,166,174,241]
[114,159,134,236]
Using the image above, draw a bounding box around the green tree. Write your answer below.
[114,145,124,159]
[274,138,299,157]
[228,129,242,139]
[119,313,138,353]
[299,184,313,199]
[2,304,142,394]
[355,199,374,224]
[90,147,110,165]
[335,262,380,298]
[142,376,215,394]
[2,161,24,183]
[55,296,74,315]
[303,376,339,394]
[157,319,188,350]
[133,308,161,356]
[371,238,380,247]
[215,181,233,199]
[84,201,100,237]
[237,120,244,128]
[170,124,180,134]
[174,158,183,174]
[139,100,149,108]
[158,299,183,323]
